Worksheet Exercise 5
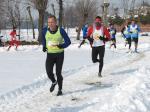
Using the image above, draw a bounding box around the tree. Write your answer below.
[121,0,129,18]
[121,0,137,18]
[14,0,22,40]
[114,8,119,17]
[27,6,35,39]
[51,3,55,16]
[63,5,78,28]
[28,0,48,44]
[139,13,150,24]
[75,0,98,40]
[57,0,63,27]
[0,0,5,29]
[109,16,125,26]
[6,0,18,28]
[3,0,22,39]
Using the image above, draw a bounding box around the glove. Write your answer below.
[99,36,105,40]
[42,47,47,52]
[130,31,133,33]
[100,36,109,41]
[57,44,63,49]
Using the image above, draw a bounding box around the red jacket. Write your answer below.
[87,25,111,42]
[10,31,17,41]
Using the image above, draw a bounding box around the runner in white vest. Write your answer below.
[129,20,140,52]
[87,16,110,77]
[121,21,132,51]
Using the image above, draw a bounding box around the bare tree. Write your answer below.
[0,0,5,29]
[127,0,136,18]
[58,0,63,27]
[14,0,22,40]
[114,8,119,17]
[27,6,35,39]
[51,3,55,16]
[28,0,48,44]
[121,0,137,18]
[6,0,15,27]
[2,0,22,40]
[63,4,78,28]
[75,0,98,40]
[0,0,5,15]
[121,1,126,17]
[55,0,64,27]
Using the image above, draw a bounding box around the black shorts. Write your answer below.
[132,38,138,43]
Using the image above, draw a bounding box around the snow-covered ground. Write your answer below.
[0,31,150,112]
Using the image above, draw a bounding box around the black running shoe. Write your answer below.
[98,73,102,77]
[57,90,62,96]
[50,81,57,92]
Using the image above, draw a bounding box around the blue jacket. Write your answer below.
[121,26,131,39]
[82,26,88,39]
[129,24,140,38]
[42,27,71,48]
[109,28,116,39]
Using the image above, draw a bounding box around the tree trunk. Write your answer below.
[27,7,35,39]
[59,0,63,27]
[51,4,55,16]
[38,10,44,44]
[18,21,21,40]
[76,25,82,40]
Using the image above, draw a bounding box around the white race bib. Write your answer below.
[48,41,59,46]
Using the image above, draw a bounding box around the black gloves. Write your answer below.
[43,47,47,52]
[99,36,108,41]
[99,36,105,40]
[99,36,109,41]
[130,31,133,33]
[57,44,63,49]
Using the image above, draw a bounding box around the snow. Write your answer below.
[0,30,150,112]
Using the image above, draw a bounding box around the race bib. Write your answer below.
[48,41,59,47]
[110,30,115,34]
[93,33,100,41]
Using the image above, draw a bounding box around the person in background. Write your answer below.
[78,24,88,48]
[121,21,131,51]
[129,19,140,52]
[7,27,20,51]
[42,15,71,96]
[0,32,3,47]
[86,16,110,77]
[108,23,117,49]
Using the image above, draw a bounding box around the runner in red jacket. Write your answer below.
[7,27,20,51]
[86,16,110,77]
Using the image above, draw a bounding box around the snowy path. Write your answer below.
[1,44,150,112]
